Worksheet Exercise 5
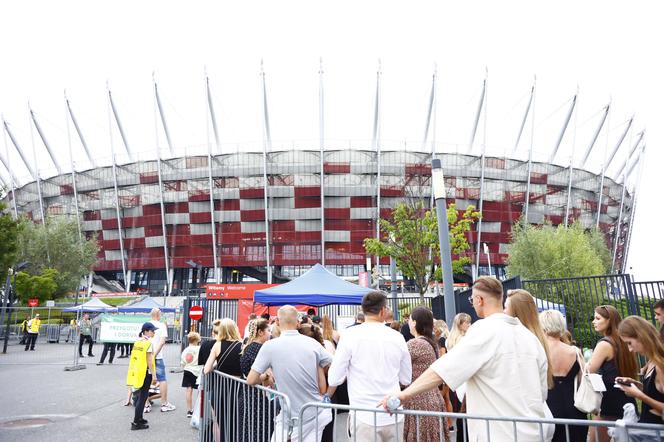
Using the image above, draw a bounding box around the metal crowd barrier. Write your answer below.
[200,369,292,442]
[297,402,664,442]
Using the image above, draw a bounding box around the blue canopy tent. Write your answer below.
[62,297,118,313]
[117,296,176,313]
[254,263,373,306]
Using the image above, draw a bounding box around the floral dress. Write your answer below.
[403,337,450,442]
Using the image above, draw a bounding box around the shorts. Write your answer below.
[155,359,167,382]
[182,370,198,389]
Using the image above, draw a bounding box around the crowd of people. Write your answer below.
[120,278,664,441]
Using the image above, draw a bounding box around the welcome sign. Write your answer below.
[99,314,153,343]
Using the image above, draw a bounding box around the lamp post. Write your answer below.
[389,233,399,320]
[2,261,29,354]
[431,159,456,326]
[483,242,493,277]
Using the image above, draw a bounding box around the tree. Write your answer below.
[16,216,99,296]
[363,201,480,300]
[0,202,20,282]
[14,269,59,303]
[506,221,611,280]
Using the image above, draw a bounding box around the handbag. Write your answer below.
[573,349,603,414]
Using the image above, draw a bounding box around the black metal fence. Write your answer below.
[179,273,663,352]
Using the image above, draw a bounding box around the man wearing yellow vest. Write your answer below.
[126,322,157,431]
[24,313,41,351]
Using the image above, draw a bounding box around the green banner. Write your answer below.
[99,314,152,343]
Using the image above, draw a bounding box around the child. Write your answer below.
[126,322,157,430]
[180,331,202,418]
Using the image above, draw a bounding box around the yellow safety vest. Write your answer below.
[126,340,154,389]
[29,319,41,333]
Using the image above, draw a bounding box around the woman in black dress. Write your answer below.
[617,316,664,423]
[204,318,243,442]
[539,310,588,442]
[587,305,638,442]
[239,318,274,442]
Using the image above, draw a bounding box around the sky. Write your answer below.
[0,0,662,280]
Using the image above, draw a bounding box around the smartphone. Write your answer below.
[615,378,633,386]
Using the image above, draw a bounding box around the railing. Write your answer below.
[199,369,292,442]
[298,402,664,442]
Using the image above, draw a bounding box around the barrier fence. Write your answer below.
[0,306,183,367]
[199,370,664,442]
[199,370,291,442]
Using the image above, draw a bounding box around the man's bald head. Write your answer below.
[150,308,161,320]
[277,305,298,330]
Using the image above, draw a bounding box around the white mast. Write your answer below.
[261,61,272,284]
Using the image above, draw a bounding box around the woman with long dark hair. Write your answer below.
[587,305,638,442]
[617,316,664,423]
[403,306,449,442]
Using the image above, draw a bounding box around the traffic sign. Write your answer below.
[28,298,39,307]
[189,305,203,321]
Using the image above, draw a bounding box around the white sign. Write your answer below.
[99,321,143,343]
[46,300,55,307]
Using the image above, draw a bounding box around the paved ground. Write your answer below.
[0,342,197,441]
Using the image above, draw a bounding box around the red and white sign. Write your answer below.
[27,298,39,307]
[189,305,203,321]
[205,284,276,300]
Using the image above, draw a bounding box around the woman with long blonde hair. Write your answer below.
[504,290,554,389]
[320,315,339,355]
[203,318,243,441]
[446,313,471,351]
[617,316,664,423]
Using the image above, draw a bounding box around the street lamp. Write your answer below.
[431,159,456,326]
[483,242,493,277]
[2,261,29,354]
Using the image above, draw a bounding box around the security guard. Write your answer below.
[24,313,41,351]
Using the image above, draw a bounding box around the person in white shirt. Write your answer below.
[328,291,412,442]
[149,308,176,412]
[381,276,550,442]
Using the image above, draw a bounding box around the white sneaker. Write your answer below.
[160,403,176,412]
[144,404,151,413]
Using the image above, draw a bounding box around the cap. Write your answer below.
[141,322,157,332]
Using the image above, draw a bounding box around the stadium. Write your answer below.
[0,75,644,293]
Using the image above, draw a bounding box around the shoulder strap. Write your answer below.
[573,348,586,391]
[216,341,240,368]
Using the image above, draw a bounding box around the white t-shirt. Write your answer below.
[328,322,412,426]
[150,320,168,360]
[432,313,549,442]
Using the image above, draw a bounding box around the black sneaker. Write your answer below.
[138,418,148,425]
[186,410,193,418]
[131,422,149,431]
[88,354,95,357]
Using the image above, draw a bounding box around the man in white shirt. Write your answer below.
[328,291,412,442]
[247,305,333,442]
[381,276,549,442]
[149,308,176,412]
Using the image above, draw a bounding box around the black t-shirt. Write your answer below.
[400,322,414,342]
[198,338,216,365]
